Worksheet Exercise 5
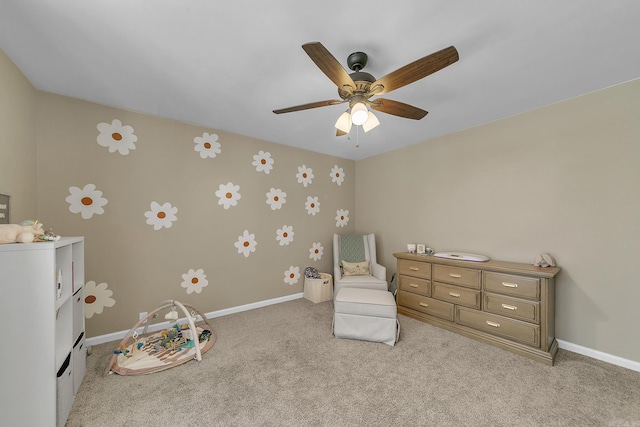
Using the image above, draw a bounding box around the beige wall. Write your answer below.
[356,78,640,362]
[35,92,355,337]
[3,45,639,363]
[0,48,37,220]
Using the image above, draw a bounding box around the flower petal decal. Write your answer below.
[66,184,108,219]
[330,165,345,186]
[305,196,320,216]
[215,182,241,209]
[194,132,221,159]
[235,229,257,257]
[309,242,324,261]
[144,201,178,230]
[181,268,209,294]
[84,280,116,319]
[266,188,287,210]
[296,164,314,187]
[335,209,350,227]
[97,119,137,155]
[252,150,274,174]
[284,266,300,285]
[276,225,294,246]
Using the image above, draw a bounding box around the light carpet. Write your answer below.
[66,298,640,426]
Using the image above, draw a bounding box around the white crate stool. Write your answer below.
[333,287,399,346]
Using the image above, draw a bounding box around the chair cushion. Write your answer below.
[334,288,397,319]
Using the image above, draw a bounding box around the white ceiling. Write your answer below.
[1,1,639,160]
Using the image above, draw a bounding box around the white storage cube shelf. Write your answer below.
[0,237,86,427]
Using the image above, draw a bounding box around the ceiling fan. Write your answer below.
[273,42,459,136]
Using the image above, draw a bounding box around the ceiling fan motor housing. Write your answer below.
[347,51,368,71]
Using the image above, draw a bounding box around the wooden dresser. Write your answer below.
[393,252,560,365]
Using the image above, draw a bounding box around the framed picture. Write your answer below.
[416,244,426,254]
[0,194,9,224]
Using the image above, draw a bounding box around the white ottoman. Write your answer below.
[333,288,399,346]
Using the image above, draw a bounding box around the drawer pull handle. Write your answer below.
[501,304,517,311]
[409,267,419,271]
[486,321,501,328]
[410,283,419,288]
[449,292,460,298]
[419,302,429,308]
[449,273,462,278]
[502,282,518,288]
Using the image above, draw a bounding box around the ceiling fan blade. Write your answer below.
[370,98,428,120]
[273,99,344,114]
[336,128,347,137]
[302,42,355,94]
[369,46,459,96]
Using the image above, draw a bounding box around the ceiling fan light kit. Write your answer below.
[362,111,380,132]
[335,111,352,134]
[349,102,369,125]
[273,42,459,138]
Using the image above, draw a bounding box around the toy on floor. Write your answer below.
[106,300,215,376]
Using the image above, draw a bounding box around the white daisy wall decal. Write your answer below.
[266,188,287,210]
[215,182,241,209]
[194,132,221,159]
[66,184,108,219]
[252,150,274,174]
[284,266,300,285]
[144,201,178,230]
[305,196,320,216]
[335,209,350,227]
[96,119,137,155]
[330,165,345,186]
[309,242,324,261]
[181,268,209,294]
[276,225,294,246]
[296,164,314,187]
[235,229,257,257]
[84,280,116,319]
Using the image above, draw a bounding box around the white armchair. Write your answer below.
[333,233,388,298]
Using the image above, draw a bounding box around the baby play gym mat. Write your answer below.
[107,300,215,376]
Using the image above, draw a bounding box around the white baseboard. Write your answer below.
[86,292,304,347]
[86,294,639,373]
[557,339,640,372]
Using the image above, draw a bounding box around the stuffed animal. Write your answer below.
[0,221,45,244]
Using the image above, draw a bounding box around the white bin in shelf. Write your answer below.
[56,353,73,427]
[73,332,86,395]
[72,288,84,338]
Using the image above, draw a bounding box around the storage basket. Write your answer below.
[304,273,333,303]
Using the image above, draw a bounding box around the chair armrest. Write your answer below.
[334,265,342,281]
[372,262,386,281]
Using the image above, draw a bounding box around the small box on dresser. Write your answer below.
[394,252,560,365]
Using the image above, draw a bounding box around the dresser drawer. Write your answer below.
[456,307,540,348]
[399,275,430,296]
[483,272,540,300]
[432,282,481,309]
[432,265,480,289]
[398,290,454,321]
[398,259,431,280]
[483,292,540,324]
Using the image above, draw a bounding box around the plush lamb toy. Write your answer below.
[0,221,45,244]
